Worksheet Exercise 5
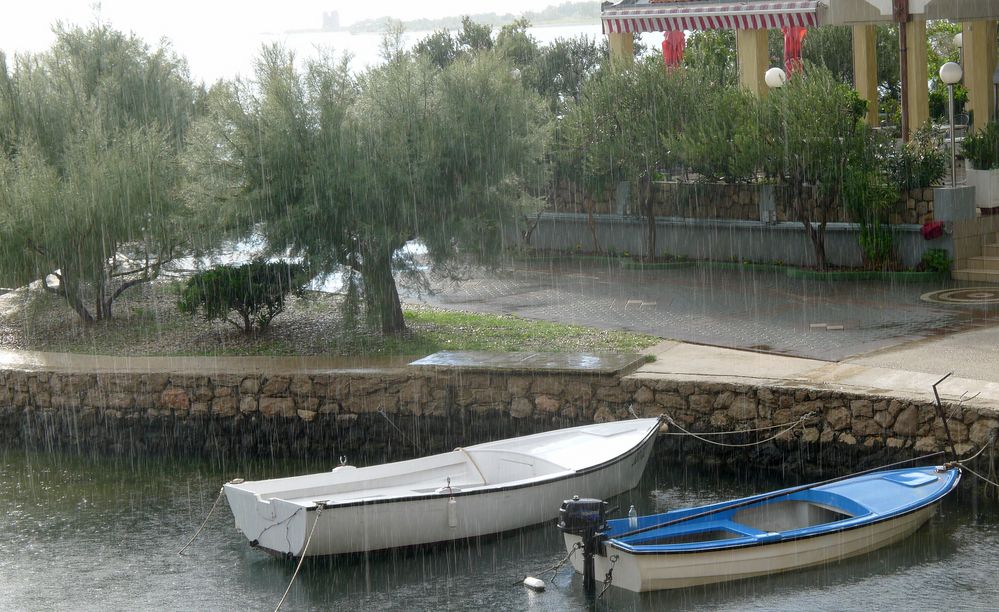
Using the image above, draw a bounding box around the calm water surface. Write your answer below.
[2,448,997,611]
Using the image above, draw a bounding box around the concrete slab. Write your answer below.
[0,349,415,375]
[409,350,647,375]
[637,341,827,382]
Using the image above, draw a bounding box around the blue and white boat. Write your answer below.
[562,465,961,592]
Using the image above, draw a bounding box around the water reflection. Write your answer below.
[1,448,996,610]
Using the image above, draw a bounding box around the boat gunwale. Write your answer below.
[606,466,960,556]
[281,417,664,511]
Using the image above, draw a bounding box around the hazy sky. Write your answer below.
[1,0,557,51]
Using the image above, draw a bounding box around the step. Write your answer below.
[967,255,999,271]
[984,244,999,257]
[952,268,999,283]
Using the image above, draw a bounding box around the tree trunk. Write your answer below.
[58,274,95,324]
[640,174,656,260]
[362,247,406,335]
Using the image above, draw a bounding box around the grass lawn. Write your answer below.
[0,281,661,357]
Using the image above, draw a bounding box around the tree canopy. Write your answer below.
[0,24,199,322]
[192,46,548,333]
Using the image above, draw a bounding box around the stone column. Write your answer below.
[905,19,929,133]
[736,28,769,96]
[962,20,999,130]
[853,24,879,126]
[608,32,635,69]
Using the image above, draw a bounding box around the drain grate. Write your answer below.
[920,287,999,304]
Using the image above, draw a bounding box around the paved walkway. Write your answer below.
[411,259,999,382]
[636,341,999,412]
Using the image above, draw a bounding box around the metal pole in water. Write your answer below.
[582,529,597,601]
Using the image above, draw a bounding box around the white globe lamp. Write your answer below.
[764,67,787,89]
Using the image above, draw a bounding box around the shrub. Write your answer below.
[884,124,947,189]
[844,165,899,268]
[962,121,999,170]
[920,248,952,274]
[178,261,308,334]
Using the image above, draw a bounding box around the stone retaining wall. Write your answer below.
[3,365,996,469]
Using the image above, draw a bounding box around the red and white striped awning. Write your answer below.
[602,1,824,34]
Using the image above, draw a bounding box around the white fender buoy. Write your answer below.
[523,577,545,592]
[447,496,458,528]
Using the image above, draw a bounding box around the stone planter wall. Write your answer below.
[550,179,935,226]
[2,365,996,469]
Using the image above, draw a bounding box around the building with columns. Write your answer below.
[601,0,999,138]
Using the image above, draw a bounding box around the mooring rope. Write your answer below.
[597,554,619,599]
[662,412,815,448]
[274,505,324,612]
[178,484,229,556]
[512,541,582,587]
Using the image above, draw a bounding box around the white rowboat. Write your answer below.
[224,417,662,557]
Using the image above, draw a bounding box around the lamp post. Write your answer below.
[939,61,963,188]
[765,67,787,90]
[766,67,788,224]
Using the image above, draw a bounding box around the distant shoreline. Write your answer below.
[284,19,598,37]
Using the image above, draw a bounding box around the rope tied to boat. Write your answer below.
[514,541,582,587]
[178,478,243,556]
[661,412,816,448]
[274,504,324,612]
[597,554,619,599]
[945,431,999,496]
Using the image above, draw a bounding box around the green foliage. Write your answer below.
[456,16,494,53]
[926,20,964,120]
[920,248,952,274]
[0,24,198,323]
[527,36,603,114]
[883,124,947,189]
[962,122,999,170]
[683,30,737,87]
[178,261,307,333]
[413,30,459,69]
[677,85,762,182]
[495,18,538,69]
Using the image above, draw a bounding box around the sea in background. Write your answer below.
[175,24,660,83]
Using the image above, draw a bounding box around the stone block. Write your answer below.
[826,407,851,431]
[688,394,713,413]
[563,381,593,403]
[593,406,614,423]
[211,397,238,417]
[510,397,533,418]
[633,386,654,404]
[290,376,314,397]
[239,378,260,395]
[969,419,999,446]
[535,395,561,414]
[159,387,190,412]
[594,386,630,403]
[893,405,920,436]
[532,378,564,396]
[838,433,857,445]
[728,397,757,420]
[713,391,735,410]
[297,409,317,422]
[507,376,531,396]
[654,392,687,411]
[261,376,290,396]
[852,417,882,437]
[239,397,258,414]
[258,397,296,418]
[850,400,873,418]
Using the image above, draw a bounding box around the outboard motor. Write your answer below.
[558,495,609,600]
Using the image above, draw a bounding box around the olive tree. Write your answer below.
[192,47,547,334]
[559,58,696,258]
[0,24,197,322]
[762,67,869,270]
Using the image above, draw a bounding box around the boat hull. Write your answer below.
[225,418,661,557]
[565,503,939,591]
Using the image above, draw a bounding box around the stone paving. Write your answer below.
[409,259,999,364]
